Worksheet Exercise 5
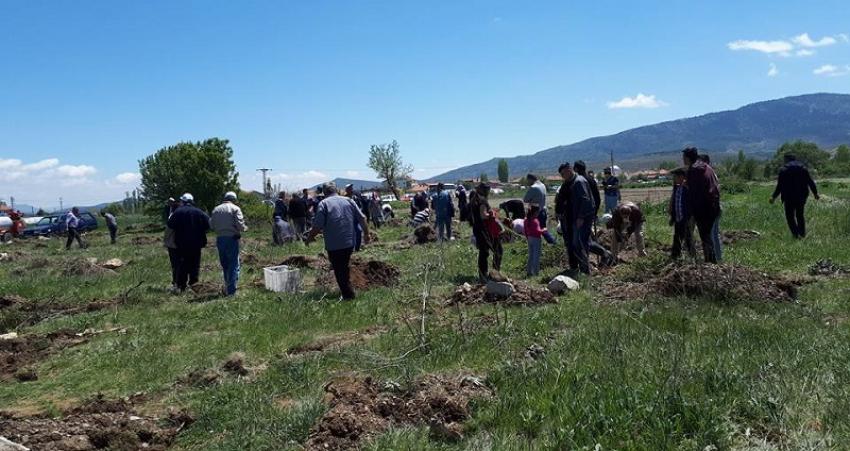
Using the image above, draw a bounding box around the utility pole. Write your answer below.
[59,197,63,212]
[256,168,272,198]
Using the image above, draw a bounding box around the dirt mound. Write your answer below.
[130,235,161,246]
[405,225,459,245]
[286,327,385,356]
[809,259,850,277]
[188,282,222,296]
[603,263,797,303]
[722,229,761,245]
[305,373,491,450]
[63,260,117,277]
[280,254,330,270]
[0,395,192,451]
[0,295,26,309]
[222,352,249,376]
[448,281,556,306]
[317,259,400,292]
[1,298,116,332]
[0,329,88,382]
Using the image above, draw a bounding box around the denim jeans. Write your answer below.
[711,212,722,262]
[436,216,452,241]
[527,236,542,276]
[216,236,240,296]
[538,209,555,244]
[605,194,619,214]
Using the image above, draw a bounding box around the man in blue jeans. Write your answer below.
[432,183,454,241]
[601,167,620,214]
[210,191,248,296]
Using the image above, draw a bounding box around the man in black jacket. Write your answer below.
[770,154,820,238]
[167,193,210,292]
[574,161,615,266]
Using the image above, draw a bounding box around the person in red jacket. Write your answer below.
[524,205,547,276]
[683,147,720,263]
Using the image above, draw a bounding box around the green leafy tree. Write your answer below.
[835,144,850,164]
[139,138,239,214]
[479,172,489,183]
[102,202,125,216]
[497,159,509,183]
[766,141,830,175]
[368,140,412,200]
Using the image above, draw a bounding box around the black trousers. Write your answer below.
[694,217,716,263]
[65,228,85,249]
[783,201,806,238]
[167,247,180,286]
[474,229,502,279]
[176,247,202,290]
[671,220,696,259]
[328,247,356,300]
[560,217,579,271]
[108,225,118,244]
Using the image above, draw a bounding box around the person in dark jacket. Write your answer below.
[288,193,308,240]
[167,193,210,292]
[499,199,526,220]
[669,168,696,259]
[273,191,288,220]
[557,162,595,275]
[457,185,469,223]
[469,183,502,283]
[770,154,820,238]
[683,147,720,263]
[601,167,621,213]
[574,161,614,266]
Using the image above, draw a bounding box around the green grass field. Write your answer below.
[2,182,850,450]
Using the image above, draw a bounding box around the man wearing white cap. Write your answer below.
[210,191,248,296]
[167,193,211,292]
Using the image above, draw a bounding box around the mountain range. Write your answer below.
[430,93,850,181]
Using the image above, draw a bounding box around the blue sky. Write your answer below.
[2,0,849,208]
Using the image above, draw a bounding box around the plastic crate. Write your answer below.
[263,265,302,293]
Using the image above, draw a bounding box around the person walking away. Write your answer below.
[273,191,288,220]
[608,202,647,260]
[523,174,555,244]
[101,211,118,244]
[167,193,210,293]
[210,192,247,296]
[524,205,546,276]
[272,215,295,245]
[699,154,723,261]
[468,183,503,282]
[601,167,621,214]
[574,161,614,266]
[683,147,720,263]
[306,183,370,300]
[456,185,469,224]
[65,207,86,250]
[368,193,383,228]
[770,153,819,238]
[302,188,316,227]
[669,168,696,259]
[564,164,596,275]
[344,184,365,251]
[433,183,454,241]
[164,199,180,291]
[288,192,308,240]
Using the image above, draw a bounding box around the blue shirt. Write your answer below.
[313,194,365,251]
[433,191,453,219]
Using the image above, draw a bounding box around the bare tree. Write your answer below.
[368,140,412,200]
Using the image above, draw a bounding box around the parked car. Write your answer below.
[22,212,98,237]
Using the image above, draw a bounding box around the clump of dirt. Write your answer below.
[405,224,459,245]
[305,373,491,450]
[721,229,761,245]
[602,263,798,303]
[0,394,192,451]
[448,281,556,306]
[0,329,88,382]
[809,259,850,277]
[281,254,330,270]
[222,352,249,376]
[188,282,222,296]
[63,260,117,277]
[317,259,400,292]
[130,235,161,246]
[1,298,117,331]
[179,353,255,387]
[0,295,26,309]
[286,326,385,356]
[181,368,222,387]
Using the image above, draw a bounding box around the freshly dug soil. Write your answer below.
[305,373,491,450]
[0,297,116,332]
[0,395,192,451]
[448,281,556,306]
[280,255,330,270]
[406,224,459,245]
[63,260,117,277]
[0,329,88,382]
[602,263,798,303]
[317,259,400,292]
[809,259,850,277]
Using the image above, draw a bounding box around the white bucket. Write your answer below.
[263,265,302,293]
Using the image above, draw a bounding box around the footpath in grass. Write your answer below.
[1,183,850,450]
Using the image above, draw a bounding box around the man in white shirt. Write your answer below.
[210,191,247,296]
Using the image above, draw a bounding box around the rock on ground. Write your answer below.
[547,275,580,294]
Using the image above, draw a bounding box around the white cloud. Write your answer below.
[792,33,837,48]
[796,49,815,57]
[727,39,793,54]
[813,64,850,77]
[839,33,849,43]
[768,63,779,77]
[607,93,668,109]
[55,164,97,178]
[114,172,141,184]
[22,158,59,171]
[0,158,23,169]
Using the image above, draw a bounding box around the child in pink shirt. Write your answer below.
[524,205,546,276]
